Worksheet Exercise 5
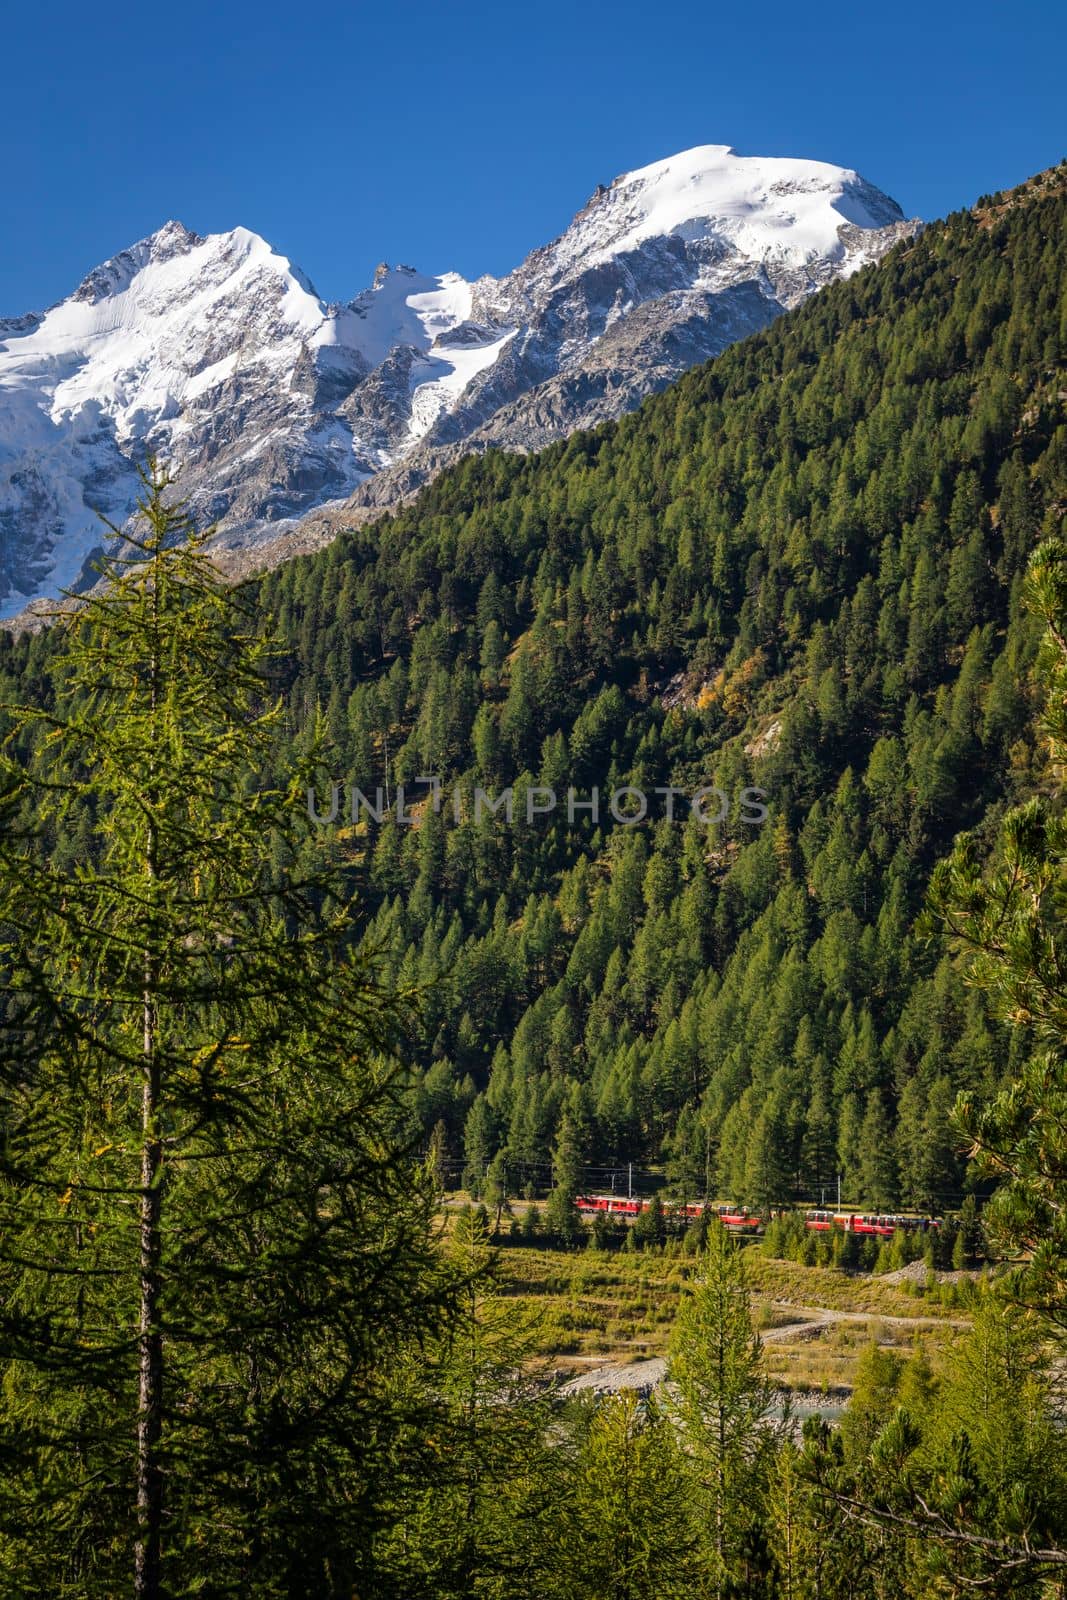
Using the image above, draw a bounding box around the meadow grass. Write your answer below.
[491,1239,969,1390]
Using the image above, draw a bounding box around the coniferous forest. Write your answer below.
[242,168,1060,1210]
[0,165,1066,1596]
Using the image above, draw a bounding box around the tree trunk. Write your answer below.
[133,961,163,1599]
[135,619,163,1600]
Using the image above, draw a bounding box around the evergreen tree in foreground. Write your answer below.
[561,1390,701,1600]
[930,536,1067,1328]
[803,533,1067,1593]
[0,466,454,1598]
[667,1221,784,1596]
[378,1207,559,1598]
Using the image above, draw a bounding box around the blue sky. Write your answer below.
[1,0,1063,315]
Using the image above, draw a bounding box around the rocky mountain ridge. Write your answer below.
[0,145,918,617]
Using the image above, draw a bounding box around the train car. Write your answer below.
[714,1206,762,1235]
[803,1209,838,1232]
[573,1198,941,1236]
[664,1201,759,1232]
[803,1209,941,1237]
[575,1197,762,1233]
[576,1195,643,1217]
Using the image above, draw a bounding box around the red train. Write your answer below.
[576,1196,761,1234]
[803,1209,941,1238]
[575,1197,941,1238]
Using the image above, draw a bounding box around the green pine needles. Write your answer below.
[930,537,1067,1328]
[0,465,454,1598]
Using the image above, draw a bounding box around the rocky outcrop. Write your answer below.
[0,145,918,617]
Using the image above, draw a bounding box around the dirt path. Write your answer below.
[762,1302,971,1340]
[559,1300,969,1396]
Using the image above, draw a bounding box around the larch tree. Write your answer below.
[379,1205,557,1599]
[0,465,454,1599]
[558,1390,700,1600]
[667,1219,784,1597]
[929,535,1067,1327]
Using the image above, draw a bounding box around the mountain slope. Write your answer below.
[3,164,1064,1215]
[240,164,1061,1212]
[0,146,915,617]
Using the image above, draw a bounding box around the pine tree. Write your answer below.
[0,466,453,1597]
[766,1438,862,1600]
[380,1207,556,1598]
[484,1148,511,1236]
[546,1090,587,1247]
[929,536,1067,1324]
[631,1192,666,1250]
[856,1092,898,1208]
[463,1095,496,1198]
[743,1099,792,1212]
[667,1220,782,1596]
[559,1391,700,1600]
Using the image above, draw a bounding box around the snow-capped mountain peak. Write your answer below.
[0,146,919,618]
[498,145,908,317]
[70,219,200,304]
[576,145,904,269]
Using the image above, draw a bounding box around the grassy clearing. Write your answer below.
[741,1253,967,1317]
[492,1242,969,1391]
[497,1249,690,1359]
[759,1314,969,1393]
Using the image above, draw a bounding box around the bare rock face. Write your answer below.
[0,146,918,617]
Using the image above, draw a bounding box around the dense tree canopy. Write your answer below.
[0,474,456,1597]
